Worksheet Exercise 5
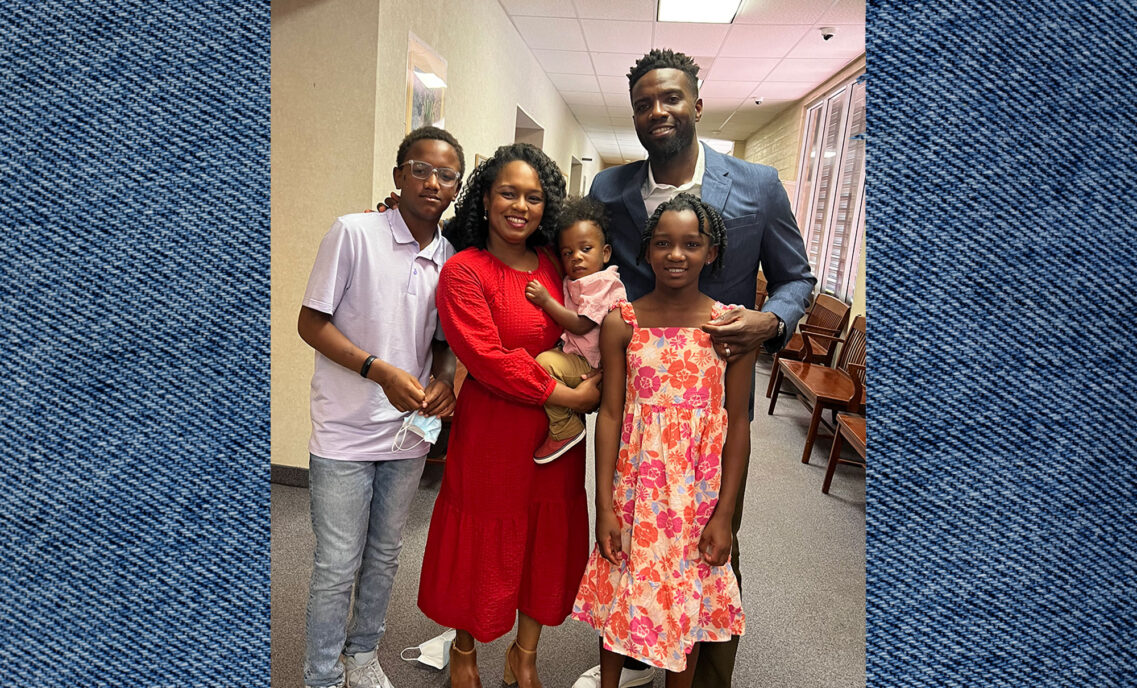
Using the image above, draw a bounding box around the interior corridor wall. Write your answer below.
[272,0,602,470]
[742,55,867,322]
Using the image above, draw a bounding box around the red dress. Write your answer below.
[417,247,590,642]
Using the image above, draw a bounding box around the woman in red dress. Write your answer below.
[418,143,601,688]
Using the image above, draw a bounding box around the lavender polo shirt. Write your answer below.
[302,210,454,461]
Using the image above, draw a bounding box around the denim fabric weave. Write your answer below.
[867,1,1137,685]
[0,2,269,685]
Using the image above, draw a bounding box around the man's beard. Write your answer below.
[639,121,696,161]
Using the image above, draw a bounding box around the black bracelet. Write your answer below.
[360,355,377,378]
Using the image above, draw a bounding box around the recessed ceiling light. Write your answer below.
[657,0,742,23]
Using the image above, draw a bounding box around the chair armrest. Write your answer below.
[801,329,846,359]
[846,363,866,410]
[799,323,841,335]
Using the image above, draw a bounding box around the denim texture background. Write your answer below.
[1,0,1135,686]
[867,1,1137,686]
[0,3,269,685]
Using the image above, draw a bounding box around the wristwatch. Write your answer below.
[771,315,785,342]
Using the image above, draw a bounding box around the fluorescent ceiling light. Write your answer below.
[657,0,742,23]
[414,68,446,89]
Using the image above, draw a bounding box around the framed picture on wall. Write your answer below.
[405,32,446,133]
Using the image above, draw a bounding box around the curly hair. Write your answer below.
[638,192,726,274]
[556,196,611,244]
[396,126,465,175]
[447,142,566,252]
[627,49,701,97]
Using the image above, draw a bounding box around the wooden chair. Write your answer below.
[823,412,865,494]
[755,270,768,310]
[765,293,850,398]
[768,315,866,464]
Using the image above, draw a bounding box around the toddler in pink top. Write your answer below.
[525,197,627,463]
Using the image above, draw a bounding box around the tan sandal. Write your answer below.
[449,643,482,688]
[503,640,541,688]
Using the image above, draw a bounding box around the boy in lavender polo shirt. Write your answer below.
[297,127,464,688]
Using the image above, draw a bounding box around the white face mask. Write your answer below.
[392,410,442,452]
[400,628,456,670]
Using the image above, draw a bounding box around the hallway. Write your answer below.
[271,358,865,687]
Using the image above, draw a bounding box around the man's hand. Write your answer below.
[596,507,624,566]
[701,309,779,362]
[697,513,732,567]
[373,364,426,412]
[421,378,456,418]
[524,279,552,308]
[375,191,401,212]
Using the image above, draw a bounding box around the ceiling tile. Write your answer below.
[580,19,653,54]
[603,91,631,108]
[607,105,632,118]
[763,57,854,83]
[511,16,588,51]
[699,96,747,113]
[548,72,601,91]
[749,81,815,101]
[572,0,655,20]
[692,56,715,79]
[560,90,606,106]
[597,75,629,94]
[532,49,596,75]
[818,0,866,25]
[785,24,865,59]
[591,52,643,77]
[733,0,830,25]
[651,23,731,56]
[499,0,578,17]
[699,79,759,99]
[706,56,779,83]
[719,24,811,57]
[571,104,611,119]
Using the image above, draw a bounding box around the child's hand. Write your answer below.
[524,279,551,308]
[697,514,732,567]
[374,365,427,412]
[596,508,623,566]
[421,378,456,417]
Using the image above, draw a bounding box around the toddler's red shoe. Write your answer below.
[534,428,586,464]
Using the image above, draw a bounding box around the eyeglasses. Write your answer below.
[400,160,461,187]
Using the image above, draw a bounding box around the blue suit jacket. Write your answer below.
[587,142,816,351]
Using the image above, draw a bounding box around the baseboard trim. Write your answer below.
[271,464,309,488]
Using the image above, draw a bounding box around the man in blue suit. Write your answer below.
[573,49,816,688]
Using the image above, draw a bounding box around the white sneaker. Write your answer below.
[571,663,656,688]
[343,650,394,688]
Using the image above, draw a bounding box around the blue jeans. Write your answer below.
[303,454,426,687]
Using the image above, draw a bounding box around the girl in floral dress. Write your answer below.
[572,193,753,687]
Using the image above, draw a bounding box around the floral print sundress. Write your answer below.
[572,300,745,672]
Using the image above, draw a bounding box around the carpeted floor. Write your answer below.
[271,359,866,687]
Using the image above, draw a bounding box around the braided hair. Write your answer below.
[447,142,566,252]
[637,192,726,274]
